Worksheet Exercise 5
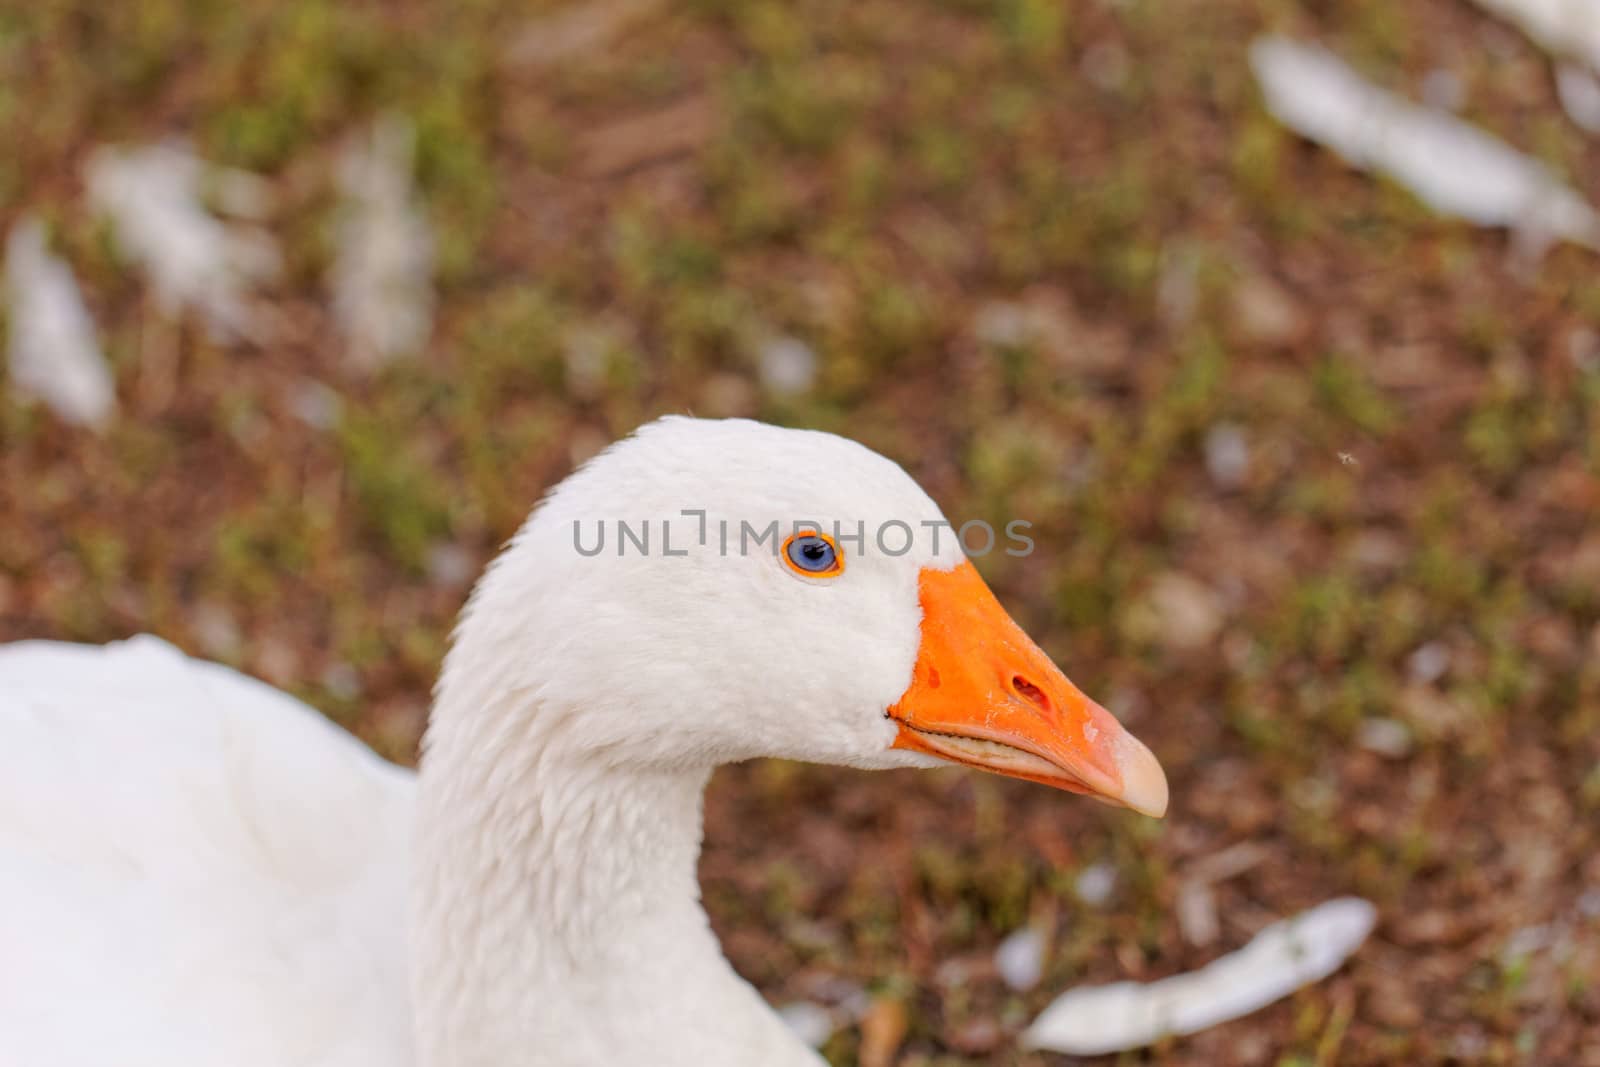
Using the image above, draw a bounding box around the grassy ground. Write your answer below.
[3,0,1599,1063]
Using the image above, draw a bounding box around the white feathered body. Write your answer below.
[0,418,1004,1067]
[0,637,416,1067]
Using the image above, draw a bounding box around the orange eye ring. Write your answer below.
[781,530,845,579]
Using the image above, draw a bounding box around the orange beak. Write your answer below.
[889,561,1168,817]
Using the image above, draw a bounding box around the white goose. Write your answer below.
[0,416,1167,1067]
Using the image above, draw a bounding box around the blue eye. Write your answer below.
[783,533,843,577]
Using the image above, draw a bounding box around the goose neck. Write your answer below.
[409,703,823,1067]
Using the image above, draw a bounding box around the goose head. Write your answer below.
[444,416,1165,816]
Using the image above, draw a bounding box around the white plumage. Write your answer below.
[0,417,1166,1067]
[0,636,413,1067]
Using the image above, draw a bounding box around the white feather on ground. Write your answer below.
[994,927,1046,992]
[85,142,281,343]
[331,115,434,371]
[1022,897,1377,1056]
[3,217,115,428]
[775,1003,835,1049]
[1468,0,1600,72]
[756,335,818,398]
[1250,36,1600,250]
[1557,63,1600,132]
[1463,1,1600,134]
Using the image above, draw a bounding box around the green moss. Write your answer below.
[337,406,455,573]
[1004,0,1069,58]
[1313,355,1397,436]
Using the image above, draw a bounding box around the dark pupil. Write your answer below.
[789,536,834,572]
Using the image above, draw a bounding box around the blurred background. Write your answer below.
[2,0,1598,1063]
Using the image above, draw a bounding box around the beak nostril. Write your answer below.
[1011,674,1050,714]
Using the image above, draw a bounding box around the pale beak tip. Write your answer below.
[1115,735,1169,818]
